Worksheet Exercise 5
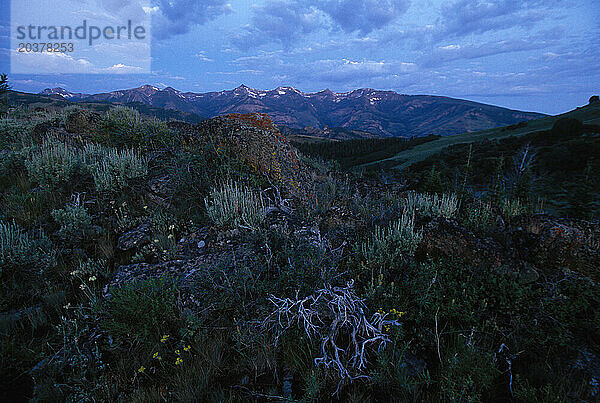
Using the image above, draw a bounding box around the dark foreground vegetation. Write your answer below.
[0,96,599,401]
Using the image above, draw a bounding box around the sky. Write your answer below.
[0,0,599,114]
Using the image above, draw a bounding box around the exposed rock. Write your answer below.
[176,229,209,257]
[148,175,172,197]
[416,217,503,270]
[513,215,600,280]
[117,223,151,251]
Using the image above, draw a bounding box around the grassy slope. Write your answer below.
[361,102,600,170]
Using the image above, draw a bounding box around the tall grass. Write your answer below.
[204,180,266,230]
[0,221,32,268]
[361,209,422,260]
[0,220,52,275]
[405,192,460,218]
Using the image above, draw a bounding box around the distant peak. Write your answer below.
[274,86,302,95]
[137,84,160,92]
[40,87,69,94]
[316,88,335,96]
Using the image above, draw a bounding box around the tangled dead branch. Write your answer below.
[262,280,400,393]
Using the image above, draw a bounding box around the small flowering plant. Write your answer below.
[376,307,406,333]
[134,333,195,380]
[69,259,105,304]
[139,212,181,262]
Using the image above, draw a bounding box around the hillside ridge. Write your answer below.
[39,84,545,138]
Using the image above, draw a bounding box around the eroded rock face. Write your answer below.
[187,114,311,199]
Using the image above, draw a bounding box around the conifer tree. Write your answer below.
[0,74,10,114]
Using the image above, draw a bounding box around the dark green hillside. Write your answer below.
[292,135,440,168]
[405,120,600,217]
[365,101,600,170]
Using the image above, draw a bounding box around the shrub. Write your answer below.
[551,117,583,138]
[439,340,497,402]
[405,192,459,219]
[0,220,52,277]
[139,118,174,148]
[420,165,446,194]
[204,180,266,230]
[96,106,173,148]
[85,143,148,192]
[97,106,140,144]
[0,119,32,150]
[51,202,100,242]
[25,138,87,190]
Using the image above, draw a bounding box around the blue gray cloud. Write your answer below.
[439,0,559,37]
[231,0,411,49]
[418,27,565,67]
[316,0,411,34]
[231,1,324,49]
[151,0,232,39]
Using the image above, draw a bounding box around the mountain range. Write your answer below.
[40,85,545,138]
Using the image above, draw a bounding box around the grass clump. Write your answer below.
[0,220,51,271]
[405,192,460,219]
[463,201,496,232]
[361,210,422,262]
[204,180,266,230]
[101,276,178,340]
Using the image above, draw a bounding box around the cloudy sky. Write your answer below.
[1,0,598,114]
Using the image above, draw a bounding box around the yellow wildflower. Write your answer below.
[183,345,191,352]
[175,349,180,355]
[160,334,170,343]
[175,357,183,365]
[138,366,145,373]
